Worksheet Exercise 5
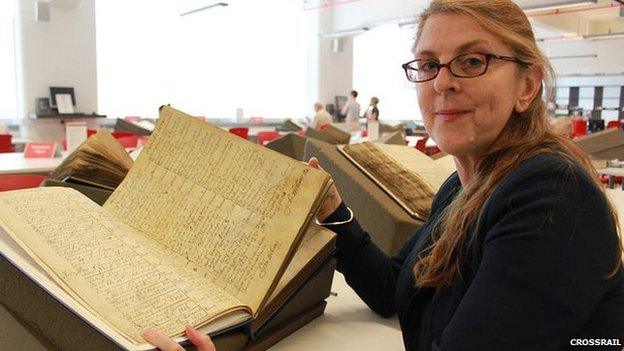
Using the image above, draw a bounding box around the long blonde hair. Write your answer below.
[412,0,623,292]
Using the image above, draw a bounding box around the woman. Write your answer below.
[144,0,624,350]
[365,96,380,122]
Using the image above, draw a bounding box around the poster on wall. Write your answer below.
[56,94,74,114]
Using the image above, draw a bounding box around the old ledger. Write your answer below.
[339,142,454,220]
[49,129,134,191]
[0,106,333,350]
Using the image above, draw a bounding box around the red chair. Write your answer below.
[607,121,621,130]
[0,134,14,153]
[229,127,249,140]
[256,131,280,145]
[572,119,587,138]
[115,135,138,148]
[124,116,141,123]
[111,131,134,139]
[0,174,47,192]
[426,145,442,156]
[415,136,428,153]
[137,136,150,147]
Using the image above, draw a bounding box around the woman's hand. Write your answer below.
[305,157,342,222]
[141,326,215,351]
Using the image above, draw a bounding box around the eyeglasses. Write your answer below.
[402,52,528,83]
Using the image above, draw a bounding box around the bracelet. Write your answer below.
[315,207,354,226]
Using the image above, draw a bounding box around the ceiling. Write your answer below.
[521,0,624,41]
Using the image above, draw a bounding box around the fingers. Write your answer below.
[141,329,184,351]
[308,157,319,168]
[185,325,216,351]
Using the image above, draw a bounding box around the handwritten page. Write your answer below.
[0,187,246,344]
[104,106,329,312]
[342,142,453,219]
[267,224,335,302]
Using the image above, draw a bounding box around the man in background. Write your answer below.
[341,90,361,131]
[311,102,333,130]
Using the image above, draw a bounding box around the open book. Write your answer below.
[49,129,134,191]
[0,106,333,350]
[339,142,455,220]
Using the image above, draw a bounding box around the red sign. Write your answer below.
[24,142,61,158]
[249,117,264,124]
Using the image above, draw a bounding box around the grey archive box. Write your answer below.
[265,133,307,161]
[303,138,423,255]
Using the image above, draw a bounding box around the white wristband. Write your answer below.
[315,207,354,226]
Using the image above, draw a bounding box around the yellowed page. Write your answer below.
[373,143,453,190]
[0,187,247,345]
[104,106,329,313]
[267,225,335,302]
[341,142,454,220]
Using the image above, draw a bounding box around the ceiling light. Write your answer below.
[319,27,370,38]
[548,54,597,59]
[523,0,597,12]
[180,2,228,17]
[536,35,583,42]
[583,32,624,40]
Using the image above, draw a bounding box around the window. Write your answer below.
[353,24,421,121]
[96,1,311,119]
[0,1,17,119]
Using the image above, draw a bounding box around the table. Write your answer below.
[0,151,68,175]
[272,273,403,350]
[597,168,624,190]
[0,274,403,351]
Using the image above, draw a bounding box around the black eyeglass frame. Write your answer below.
[401,52,529,83]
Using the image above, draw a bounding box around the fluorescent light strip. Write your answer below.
[583,32,624,40]
[548,54,597,59]
[319,27,370,38]
[180,2,228,17]
[536,35,582,42]
[523,0,596,12]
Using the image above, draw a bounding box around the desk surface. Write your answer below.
[272,273,403,350]
[597,167,624,177]
[0,151,68,175]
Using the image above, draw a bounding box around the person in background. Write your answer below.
[311,102,333,130]
[341,90,361,131]
[365,97,380,122]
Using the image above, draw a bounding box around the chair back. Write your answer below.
[0,174,47,192]
[0,134,13,153]
[229,127,249,140]
[256,131,281,145]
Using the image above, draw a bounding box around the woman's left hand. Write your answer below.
[141,325,216,351]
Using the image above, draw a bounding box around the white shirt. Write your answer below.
[344,100,361,124]
[311,109,333,130]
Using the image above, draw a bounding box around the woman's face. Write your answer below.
[414,14,532,158]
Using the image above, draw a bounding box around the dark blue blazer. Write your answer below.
[325,154,624,350]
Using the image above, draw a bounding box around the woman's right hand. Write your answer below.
[305,157,343,222]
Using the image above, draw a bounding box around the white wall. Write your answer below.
[539,38,624,76]
[319,36,354,107]
[315,0,424,106]
[327,0,424,32]
[14,0,97,119]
